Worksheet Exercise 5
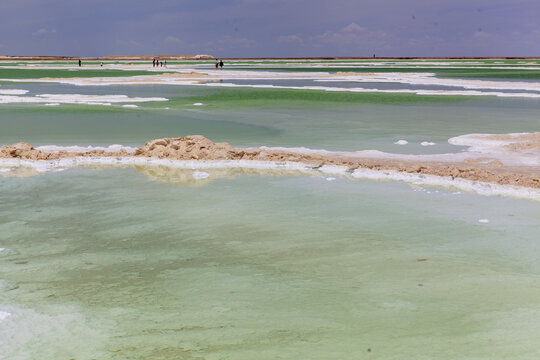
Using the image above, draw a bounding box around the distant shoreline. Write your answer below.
[1,55,540,61]
[0,55,215,61]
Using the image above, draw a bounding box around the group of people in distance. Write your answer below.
[76,59,104,67]
[77,58,222,69]
[153,58,166,67]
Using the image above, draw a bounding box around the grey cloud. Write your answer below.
[32,28,57,36]
[0,0,539,57]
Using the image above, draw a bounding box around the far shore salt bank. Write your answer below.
[1,133,538,199]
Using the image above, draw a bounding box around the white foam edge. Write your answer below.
[1,157,538,201]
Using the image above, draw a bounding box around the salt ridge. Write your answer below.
[35,144,137,154]
[0,89,29,95]
[1,157,538,201]
[0,93,168,105]
[3,65,540,96]
[200,82,540,99]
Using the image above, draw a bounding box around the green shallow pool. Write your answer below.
[1,83,540,155]
[1,168,540,359]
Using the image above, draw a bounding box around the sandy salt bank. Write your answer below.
[1,133,539,199]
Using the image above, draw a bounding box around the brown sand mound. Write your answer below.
[1,135,539,188]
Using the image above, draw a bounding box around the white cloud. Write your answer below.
[32,28,56,36]
[165,35,183,44]
[341,23,366,33]
[315,22,391,47]
[278,34,303,43]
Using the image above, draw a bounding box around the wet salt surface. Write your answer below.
[227,78,540,95]
[227,78,471,92]
[0,93,168,105]
[201,81,540,98]
[0,310,10,321]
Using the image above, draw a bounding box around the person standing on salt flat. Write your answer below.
[78,59,81,67]
[219,59,224,69]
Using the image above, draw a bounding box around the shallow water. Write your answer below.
[1,83,540,154]
[1,168,540,359]
[1,61,540,359]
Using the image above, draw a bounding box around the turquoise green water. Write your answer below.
[1,84,540,154]
[1,168,540,359]
[1,62,540,359]
[0,68,171,79]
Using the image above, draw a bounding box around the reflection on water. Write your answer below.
[1,168,540,359]
[136,165,326,186]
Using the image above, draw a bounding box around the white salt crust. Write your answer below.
[3,66,540,98]
[35,144,137,154]
[0,93,168,105]
[1,157,538,201]
[0,311,11,322]
[192,171,210,179]
[0,89,29,95]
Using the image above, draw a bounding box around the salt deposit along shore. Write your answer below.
[5,65,540,98]
[1,133,538,199]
